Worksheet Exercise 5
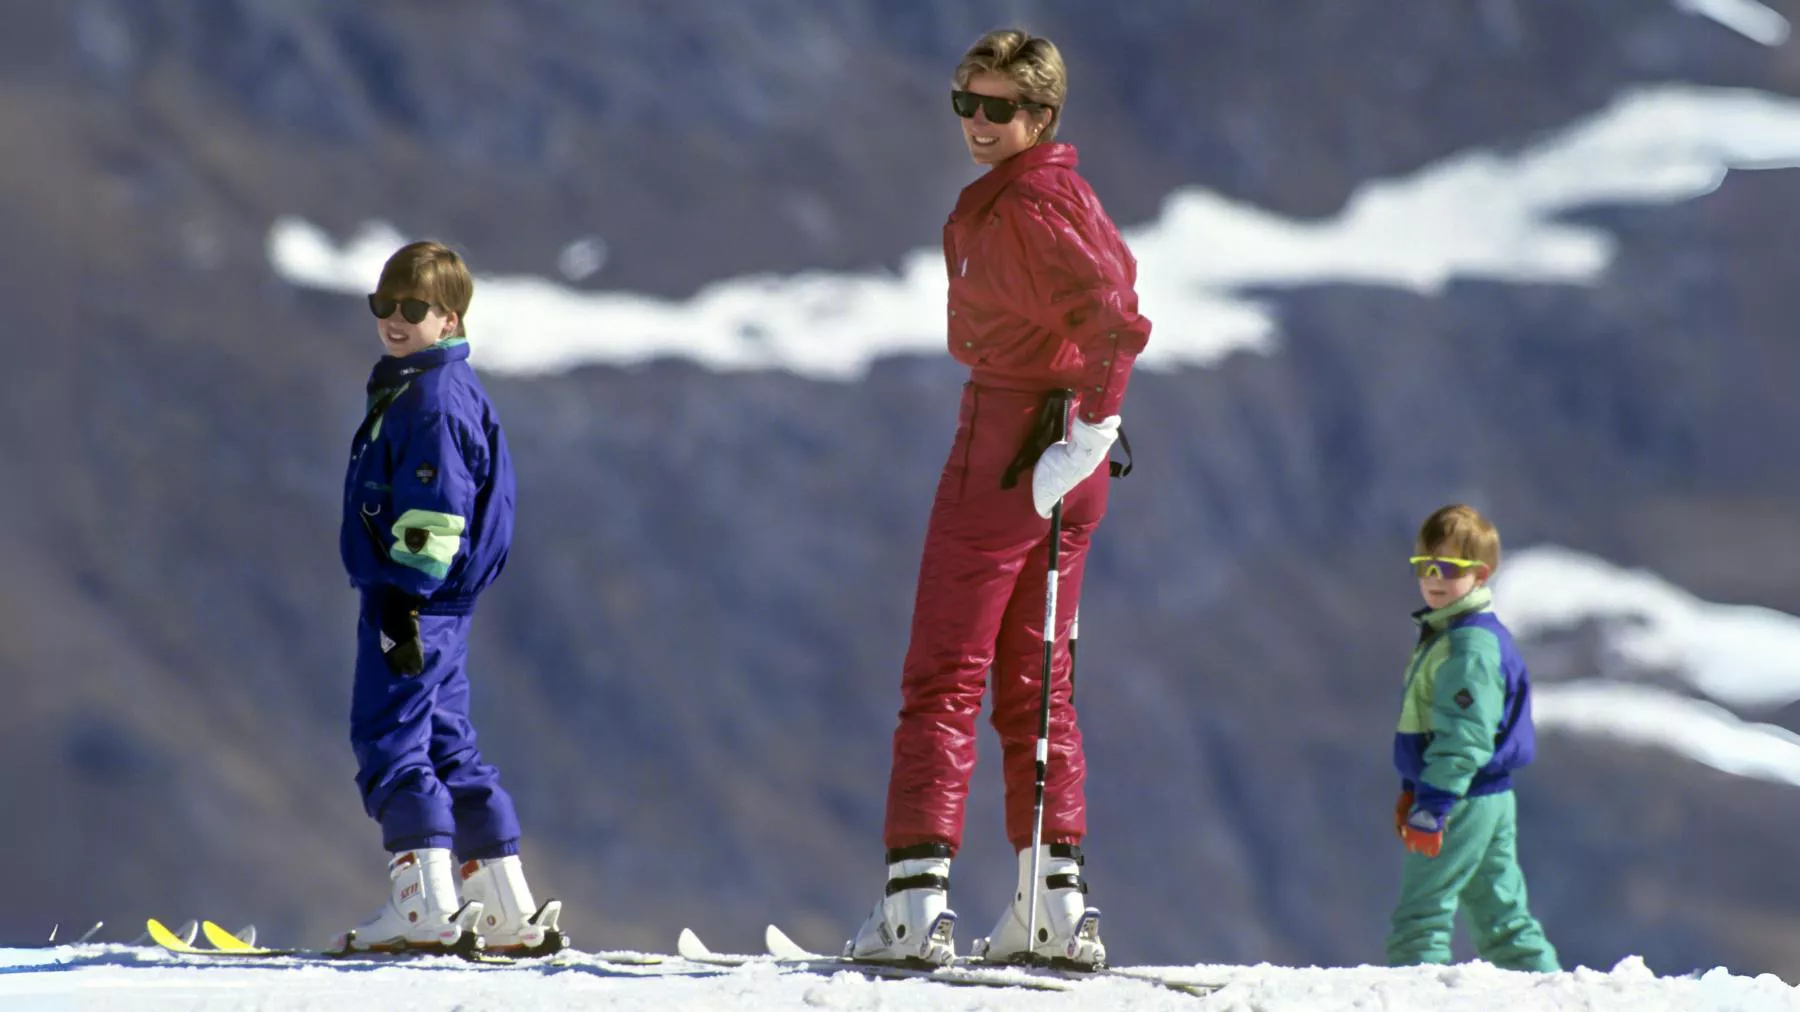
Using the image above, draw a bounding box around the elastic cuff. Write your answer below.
[386,833,454,853]
[461,839,521,862]
[1011,834,1083,853]
[885,841,954,863]
[1413,783,1459,818]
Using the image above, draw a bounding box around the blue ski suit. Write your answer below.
[340,338,520,858]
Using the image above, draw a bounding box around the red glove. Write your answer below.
[1401,808,1445,858]
[1393,791,1413,840]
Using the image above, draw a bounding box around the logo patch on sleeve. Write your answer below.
[1454,689,1475,710]
[415,461,437,484]
[404,528,429,553]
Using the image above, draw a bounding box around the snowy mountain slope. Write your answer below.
[2,945,1798,1012]
[1498,547,1800,711]
[269,84,1800,378]
[1677,0,1792,45]
[1537,684,1800,786]
[1493,546,1800,784]
[15,0,1800,987]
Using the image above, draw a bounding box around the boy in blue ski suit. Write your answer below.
[337,241,559,954]
[1388,504,1558,971]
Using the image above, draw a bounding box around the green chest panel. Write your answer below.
[1398,635,1452,734]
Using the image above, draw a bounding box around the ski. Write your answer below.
[149,918,665,969]
[199,921,262,953]
[969,955,1226,998]
[675,927,1071,992]
[36,918,230,951]
[45,921,105,945]
[133,918,200,948]
[555,950,666,966]
[765,924,1222,998]
[145,915,510,964]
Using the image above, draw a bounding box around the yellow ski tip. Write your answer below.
[201,920,258,953]
[146,918,201,953]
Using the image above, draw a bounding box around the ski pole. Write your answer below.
[1026,389,1071,959]
[1069,608,1079,703]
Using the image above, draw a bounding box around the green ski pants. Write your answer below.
[1386,790,1559,971]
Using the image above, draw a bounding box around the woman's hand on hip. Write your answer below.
[1031,414,1120,518]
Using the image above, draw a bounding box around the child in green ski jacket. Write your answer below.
[1388,504,1559,972]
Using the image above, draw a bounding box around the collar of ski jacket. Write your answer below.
[950,142,1079,222]
[366,337,470,395]
[1411,585,1494,632]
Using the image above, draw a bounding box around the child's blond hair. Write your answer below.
[376,241,473,337]
[1415,504,1501,569]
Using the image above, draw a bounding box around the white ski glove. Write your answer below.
[1031,415,1121,518]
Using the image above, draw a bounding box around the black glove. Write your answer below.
[377,593,425,676]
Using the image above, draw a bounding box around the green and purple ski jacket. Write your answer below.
[1394,587,1537,817]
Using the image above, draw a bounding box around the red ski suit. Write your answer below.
[884,143,1150,854]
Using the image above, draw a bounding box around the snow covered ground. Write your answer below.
[272,84,1800,379]
[3,945,1797,1012]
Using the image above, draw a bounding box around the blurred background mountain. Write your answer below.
[7,0,1800,978]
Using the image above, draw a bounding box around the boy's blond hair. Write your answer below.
[376,241,472,337]
[954,29,1067,143]
[1415,504,1501,569]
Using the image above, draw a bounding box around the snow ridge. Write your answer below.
[272,85,1800,379]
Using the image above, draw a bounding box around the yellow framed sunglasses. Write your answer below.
[1408,556,1486,579]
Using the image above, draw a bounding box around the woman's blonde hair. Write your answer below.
[954,29,1066,143]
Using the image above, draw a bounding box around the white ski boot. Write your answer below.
[974,843,1105,968]
[458,854,566,954]
[846,844,957,965]
[336,848,480,953]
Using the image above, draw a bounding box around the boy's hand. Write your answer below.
[378,593,425,676]
[1394,790,1415,840]
[1401,808,1445,858]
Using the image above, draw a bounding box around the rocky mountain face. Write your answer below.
[5,0,1800,975]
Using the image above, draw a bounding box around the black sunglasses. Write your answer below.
[367,293,434,325]
[951,89,1046,125]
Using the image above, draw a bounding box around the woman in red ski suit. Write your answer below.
[850,29,1150,968]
